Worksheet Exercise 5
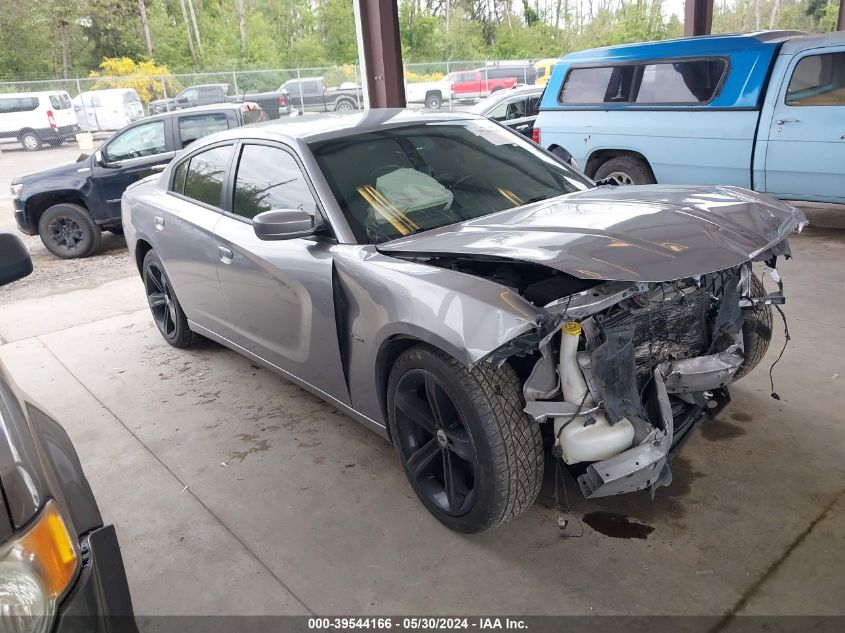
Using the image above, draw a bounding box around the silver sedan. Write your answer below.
[122,109,805,533]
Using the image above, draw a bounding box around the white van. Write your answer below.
[73,89,145,132]
[0,91,79,151]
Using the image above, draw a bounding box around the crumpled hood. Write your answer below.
[378,185,807,282]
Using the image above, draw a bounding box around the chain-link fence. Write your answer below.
[1,60,541,144]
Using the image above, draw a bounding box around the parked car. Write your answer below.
[278,77,363,113]
[12,103,264,259]
[536,31,845,203]
[73,88,145,132]
[0,233,138,630]
[447,69,519,101]
[534,58,559,86]
[405,78,451,109]
[467,84,544,137]
[0,91,80,151]
[123,109,805,533]
[148,83,232,115]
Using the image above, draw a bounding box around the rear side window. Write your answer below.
[0,97,39,113]
[786,52,845,106]
[178,113,230,146]
[182,145,235,208]
[560,58,726,105]
[560,66,636,104]
[232,144,317,220]
[636,60,727,104]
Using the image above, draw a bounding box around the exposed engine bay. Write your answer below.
[389,246,792,500]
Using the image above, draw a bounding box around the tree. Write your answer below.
[89,57,181,103]
[139,0,154,57]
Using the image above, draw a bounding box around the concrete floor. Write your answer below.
[0,147,843,619]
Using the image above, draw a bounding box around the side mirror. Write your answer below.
[253,209,322,241]
[0,234,33,287]
[94,150,106,166]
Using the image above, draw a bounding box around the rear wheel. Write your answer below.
[387,345,543,533]
[20,130,42,151]
[142,250,199,348]
[47,139,65,147]
[38,203,101,259]
[594,156,655,185]
[335,98,356,112]
[425,94,442,109]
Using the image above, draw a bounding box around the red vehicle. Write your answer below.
[447,69,520,101]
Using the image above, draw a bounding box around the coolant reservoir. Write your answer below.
[556,320,635,465]
[559,415,635,465]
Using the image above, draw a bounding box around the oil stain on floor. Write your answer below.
[582,511,655,540]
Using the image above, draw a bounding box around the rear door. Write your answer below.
[48,93,77,128]
[451,72,479,100]
[211,141,350,402]
[91,119,175,220]
[174,111,231,150]
[152,144,233,333]
[764,47,845,203]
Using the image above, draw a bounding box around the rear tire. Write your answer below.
[142,250,199,348]
[20,130,42,151]
[594,156,656,185]
[735,274,773,380]
[387,344,543,533]
[38,203,101,259]
[47,139,65,147]
[425,94,442,109]
[335,98,356,112]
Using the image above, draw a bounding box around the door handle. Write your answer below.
[776,118,799,125]
[217,246,234,264]
[154,216,165,230]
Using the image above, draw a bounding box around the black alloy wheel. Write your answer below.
[142,249,199,348]
[38,203,101,259]
[145,261,178,340]
[393,369,478,517]
[48,216,85,252]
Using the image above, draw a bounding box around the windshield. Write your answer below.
[309,120,591,244]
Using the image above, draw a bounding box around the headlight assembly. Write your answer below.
[0,501,78,633]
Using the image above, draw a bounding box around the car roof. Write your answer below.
[196,109,487,144]
[561,30,806,63]
[0,90,70,98]
[779,31,845,54]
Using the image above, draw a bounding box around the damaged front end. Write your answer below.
[508,252,791,500]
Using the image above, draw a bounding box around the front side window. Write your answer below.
[232,145,317,220]
[182,145,235,208]
[488,98,527,121]
[180,88,198,102]
[178,113,230,146]
[786,52,845,106]
[171,160,188,194]
[310,120,591,244]
[104,120,166,163]
[635,59,727,104]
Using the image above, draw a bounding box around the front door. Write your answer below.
[91,119,176,220]
[212,141,350,403]
[764,48,845,203]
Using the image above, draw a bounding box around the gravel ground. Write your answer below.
[0,144,136,302]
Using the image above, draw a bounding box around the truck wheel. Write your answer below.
[47,139,65,147]
[594,156,655,185]
[734,274,773,381]
[38,203,101,259]
[387,344,543,533]
[20,130,42,152]
[425,94,442,109]
[335,99,356,112]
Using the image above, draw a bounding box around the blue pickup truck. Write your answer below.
[535,31,845,204]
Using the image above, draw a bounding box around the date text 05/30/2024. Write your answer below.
[308,618,528,630]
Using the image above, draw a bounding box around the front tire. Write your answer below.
[20,130,42,151]
[142,250,199,348]
[735,274,773,380]
[387,345,543,533]
[38,203,101,259]
[594,156,656,185]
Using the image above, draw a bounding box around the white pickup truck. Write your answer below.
[405,79,451,109]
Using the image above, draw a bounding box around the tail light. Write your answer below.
[278,95,286,107]
[531,127,540,144]
[47,110,57,128]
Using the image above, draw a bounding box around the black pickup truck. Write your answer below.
[11,103,263,259]
[279,76,363,112]
[148,82,291,119]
